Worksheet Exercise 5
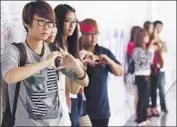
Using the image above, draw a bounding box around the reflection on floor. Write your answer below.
[108,76,138,126]
[124,83,176,126]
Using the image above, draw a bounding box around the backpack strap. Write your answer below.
[12,43,27,67]
[11,42,27,124]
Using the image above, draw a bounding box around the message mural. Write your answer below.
[1,2,27,60]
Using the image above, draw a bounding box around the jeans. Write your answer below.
[90,119,109,127]
[157,72,166,104]
[69,93,84,127]
[150,72,159,108]
[135,76,150,123]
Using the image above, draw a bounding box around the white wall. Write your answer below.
[151,1,176,91]
[1,1,176,126]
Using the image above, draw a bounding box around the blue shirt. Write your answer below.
[84,45,121,119]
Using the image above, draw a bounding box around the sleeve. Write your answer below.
[162,41,167,52]
[107,49,121,72]
[1,44,20,81]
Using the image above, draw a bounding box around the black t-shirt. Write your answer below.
[84,44,121,119]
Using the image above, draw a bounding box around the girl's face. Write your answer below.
[63,11,77,37]
[45,27,57,43]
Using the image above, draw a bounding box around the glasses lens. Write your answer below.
[38,20,46,26]
[48,22,55,28]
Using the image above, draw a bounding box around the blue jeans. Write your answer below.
[69,93,84,126]
[157,72,166,104]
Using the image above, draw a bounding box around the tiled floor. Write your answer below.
[108,76,139,126]
[1,74,176,126]
[124,83,176,126]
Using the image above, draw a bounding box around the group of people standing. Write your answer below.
[126,20,168,126]
[1,1,169,127]
[1,1,123,127]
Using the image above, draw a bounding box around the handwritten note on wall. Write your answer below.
[1,2,27,58]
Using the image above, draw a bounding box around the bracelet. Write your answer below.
[74,70,87,80]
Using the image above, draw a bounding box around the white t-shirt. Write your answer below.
[160,52,167,72]
[69,93,77,98]
[58,72,71,126]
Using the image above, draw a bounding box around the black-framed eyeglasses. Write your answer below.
[33,18,56,28]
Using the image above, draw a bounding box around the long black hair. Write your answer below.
[54,4,80,59]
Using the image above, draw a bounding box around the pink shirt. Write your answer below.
[127,41,135,60]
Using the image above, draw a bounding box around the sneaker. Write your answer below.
[138,121,147,126]
[145,120,150,125]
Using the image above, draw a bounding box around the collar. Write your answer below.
[94,44,101,54]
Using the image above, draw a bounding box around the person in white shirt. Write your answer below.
[153,20,168,113]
